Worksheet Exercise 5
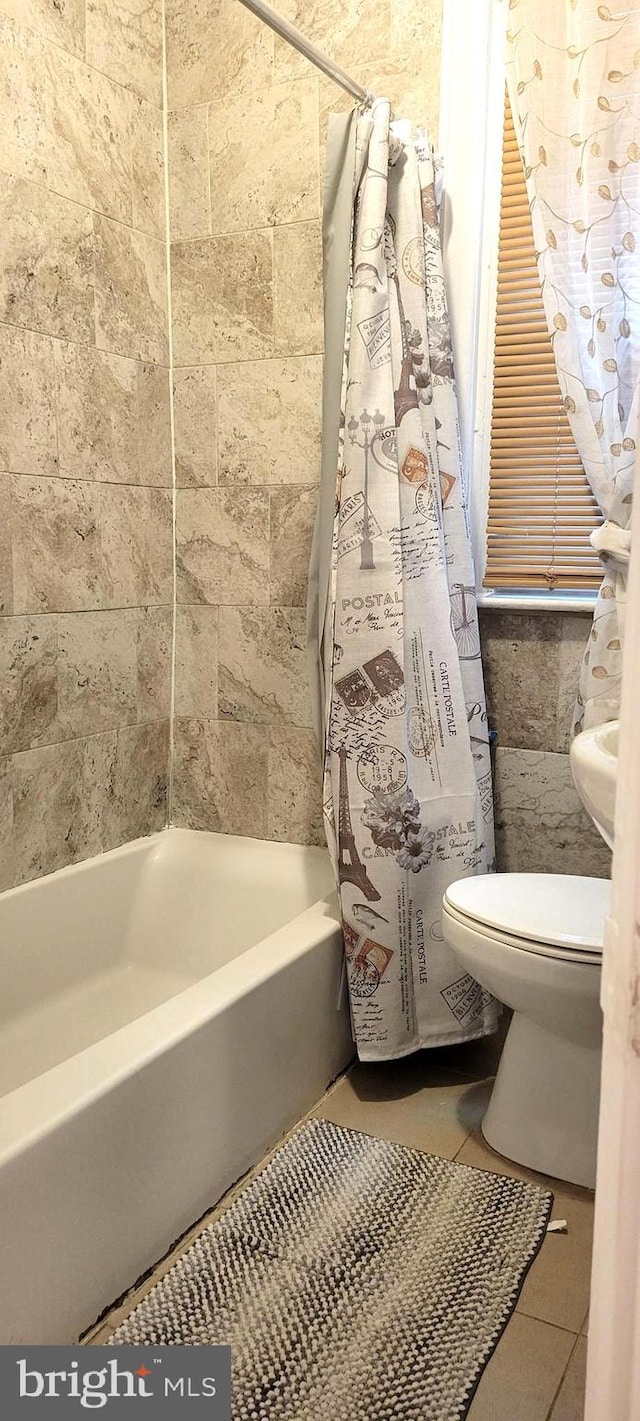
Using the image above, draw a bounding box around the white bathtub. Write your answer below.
[0,828,352,1343]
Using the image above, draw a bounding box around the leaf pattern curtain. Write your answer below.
[505,0,640,731]
[317,101,499,1061]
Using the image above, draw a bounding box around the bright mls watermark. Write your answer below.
[2,1347,231,1416]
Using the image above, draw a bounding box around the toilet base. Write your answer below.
[482,1011,601,1189]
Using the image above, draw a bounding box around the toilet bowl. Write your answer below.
[442,873,610,1189]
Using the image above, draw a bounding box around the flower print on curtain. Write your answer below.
[319,101,499,1061]
[505,0,640,731]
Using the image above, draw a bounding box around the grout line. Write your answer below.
[39,25,163,112]
[0,318,171,369]
[161,0,178,830]
[204,101,213,238]
[516,1306,581,1335]
[165,43,421,118]
[171,349,325,370]
[2,717,171,770]
[543,1329,584,1421]
[0,162,166,248]
[171,213,321,245]
[50,340,62,483]
[0,602,173,621]
[4,470,172,492]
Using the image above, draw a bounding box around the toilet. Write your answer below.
[442,873,611,1189]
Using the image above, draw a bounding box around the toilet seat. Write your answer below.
[442,898,602,965]
[443,873,610,965]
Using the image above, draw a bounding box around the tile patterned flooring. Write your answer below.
[89,1033,592,1420]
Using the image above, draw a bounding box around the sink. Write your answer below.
[570,720,618,848]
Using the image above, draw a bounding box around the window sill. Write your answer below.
[478,589,598,614]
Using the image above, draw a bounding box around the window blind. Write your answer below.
[485,90,602,590]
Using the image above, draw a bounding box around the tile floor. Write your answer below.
[88,1032,592,1420]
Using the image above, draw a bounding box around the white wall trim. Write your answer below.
[585,435,640,1421]
[439,0,507,590]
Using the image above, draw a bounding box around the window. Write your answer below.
[485,91,602,590]
[438,0,601,605]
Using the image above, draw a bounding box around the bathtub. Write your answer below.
[0,827,352,1344]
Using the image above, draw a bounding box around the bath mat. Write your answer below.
[110,1117,552,1420]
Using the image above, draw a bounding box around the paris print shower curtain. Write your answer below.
[308,101,499,1061]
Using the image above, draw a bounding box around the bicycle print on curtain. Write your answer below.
[320,101,499,1061]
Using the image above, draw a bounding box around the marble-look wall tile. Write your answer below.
[318,52,440,163]
[104,720,169,847]
[57,343,134,480]
[166,0,273,109]
[57,609,138,737]
[0,18,48,187]
[218,606,311,727]
[217,355,322,485]
[12,476,173,612]
[0,21,164,232]
[267,726,324,845]
[12,721,169,882]
[273,222,323,355]
[171,230,273,365]
[0,324,57,477]
[163,0,447,852]
[0,614,58,754]
[1,0,85,57]
[493,747,611,879]
[556,615,591,752]
[94,215,168,366]
[168,106,210,242]
[136,363,173,485]
[174,605,218,717]
[176,487,269,605]
[55,344,171,486]
[0,607,172,758]
[479,612,561,752]
[479,609,595,755]
[132,98,165,241]
[390,0,440,55]
[137,605,172,721]
[0,0,168,883]
[209,79,319,234]
[12,732,118,882]
[172,717,268,836]
[0,754,13,890]
[44,42,135,224]
[0,175,94,342]
[273,0,391,81]
[0,475,13,615]
[269,486,318,605]
[86,0,163,106]
[173,366,217,485]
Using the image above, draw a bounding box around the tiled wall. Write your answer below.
[166,0,441,843]
[0,0,172,886]
[481,612,611,877]
[0,0,610,888]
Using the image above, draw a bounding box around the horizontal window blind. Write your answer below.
[485,90,602,590]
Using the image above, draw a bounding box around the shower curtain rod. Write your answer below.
[236,0,369,103]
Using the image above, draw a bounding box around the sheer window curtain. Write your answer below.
[505,0,640,730]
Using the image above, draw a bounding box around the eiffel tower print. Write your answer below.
[337,747,381,902]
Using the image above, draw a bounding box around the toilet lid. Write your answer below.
[443,874,610,953]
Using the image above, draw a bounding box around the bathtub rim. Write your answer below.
[0,824,332,907]
[0,832,344,1168]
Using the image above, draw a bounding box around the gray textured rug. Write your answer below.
[111,1117,552,1420]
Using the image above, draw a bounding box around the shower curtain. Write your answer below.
[308,101,499,1061]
